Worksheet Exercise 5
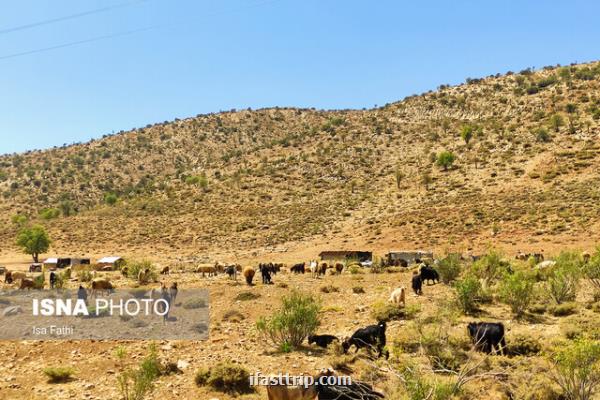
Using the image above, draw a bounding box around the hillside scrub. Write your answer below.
[256,290,320,350]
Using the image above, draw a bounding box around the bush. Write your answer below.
[43,366,75,383]
[551,338,600,400]
[550,302,578,317]
[535,127,552,142]
[436,151,456,171]
[182,298,206,309]
[437,254,462,284]
[77,267,93,283]
[194,362,252,394]
[117,345,162,400]
[104,192,118,205]
[499,270,535,317]
[508,334,542,356]
[235,291,260,301]
[125,260,157,284]
[39,207,60,220]
[371,302,420,322]
[454,275,481,314]
[256,290,320,349]
[546,252,582,304]
[584,247,600,295]
[472,249,510,287]
[320,284,339,293]
[352,286,365,294]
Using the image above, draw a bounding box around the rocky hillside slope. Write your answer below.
[1,61,600,260]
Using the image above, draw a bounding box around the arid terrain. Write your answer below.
[1,61,600,400]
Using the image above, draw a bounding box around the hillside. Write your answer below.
[2,61,600,262]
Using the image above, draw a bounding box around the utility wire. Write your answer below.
[0,0,151,35]
[0,0,282,61]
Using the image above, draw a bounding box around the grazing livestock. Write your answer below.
[318,263,328,277]
[49,272,57,289]
[29,264,42,273]
[411,271,423,295]
[420,265,439,284]
[334,263,344,274]
[388,287,406,307]
[467,322,506,355]
[583,251,591,264]
[260,265,272,284]
[0,266,5,275]
[316,379,384,400]
[19,278,36,290]
[536,260,556,270]
[342,321,388,359]
[138,268,152,283]
[90,278,114,296]
[77,285,88,304]
[160,266,170,275]
[243,267,255,285]
[121,266,129,277]
[291,263,305,274]
[309,260,318,278]
[308,334,339,348]
[195,264,217,277]
[6,271,27,284]
[169,282,178,303]
[225,265,237,279]
[4,271,13,284]
[266,383,317,400]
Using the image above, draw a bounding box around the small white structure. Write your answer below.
[97,256,125,270]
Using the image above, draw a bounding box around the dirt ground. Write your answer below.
[1,246,594,400]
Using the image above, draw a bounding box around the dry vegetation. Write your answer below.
[1,61,600,399]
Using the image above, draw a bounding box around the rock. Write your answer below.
[2,306,23,317]
[177,359,190,370]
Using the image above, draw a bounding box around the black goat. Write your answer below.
[308,334,339,348]
[342,321,388,359]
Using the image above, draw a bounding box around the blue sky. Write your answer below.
[1,0,599,154]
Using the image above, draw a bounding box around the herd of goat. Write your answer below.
[0,258,511,400]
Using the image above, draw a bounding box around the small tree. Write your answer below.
[550,114,564,132]
[551,338,600,400]
[498,270,535,317]
[460,125,474,145]
[454,275,481,314]
[583,247,600,295]
[436,151,456,171]
[16,225,50,262]
[104,192,118,206]
[437,253,462,284]
[472,249,510,288]
[546,252,582,304]
[256,290,320,350]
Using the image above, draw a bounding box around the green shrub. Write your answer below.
[546,253,582,304]
[472,249,510,287]
[104,192,118,206]
[437,254,462,284]
[43,366,75,383]
[194,362,252,394]
[182,298,206,309]
[39,207,60,220]
[371,302,420,322]
[117,345,162,400]
[125,260,157,284]
[77,267,93,283]
[256,290,320,349]
[454,275,481,314]
[235,291,260,301]
[508,334,542,356]
[436,151,456,171]
[551,338,600,400]
[584,247,600,295]
[499,270,535,317]
[550,302,578,317]
[535,127,552,142]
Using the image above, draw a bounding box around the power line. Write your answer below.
[0,0,150,35]
[0,26,156,61]
[0,0,282,61]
